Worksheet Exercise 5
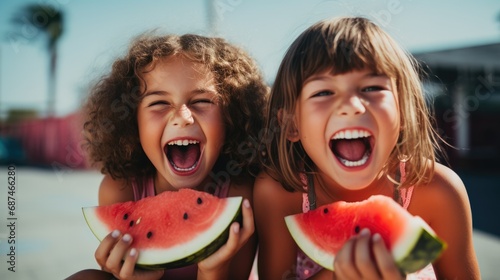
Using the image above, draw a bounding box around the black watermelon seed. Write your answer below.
[197,197,203,204]
[129,220,134,227]
[354,225,360,233]
[323,208,329,214]
[147,231,153,239]
[123,213,128,220]
[183,213,188,220]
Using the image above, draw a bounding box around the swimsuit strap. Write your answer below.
[301,173,317,212]
[307,173,317,210]
[132,176,155,201]
[395,160,414,210]
[213,178,230,198]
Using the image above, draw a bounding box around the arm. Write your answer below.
[408,163,480,279]
[197,180,257,280]
[253,172,303,280]
[98,174,135,206]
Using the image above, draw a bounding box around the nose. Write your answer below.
[172,104,194,126]
[337,95,366,116]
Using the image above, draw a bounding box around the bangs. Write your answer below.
[291,17,400,86]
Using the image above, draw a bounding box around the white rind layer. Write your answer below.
[285,214,434,271]
[82,196,242,265]
[391,216,431,262]
[285,215,335,270]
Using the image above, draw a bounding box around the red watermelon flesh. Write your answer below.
[83,188,242,269]
[285,195,446,273]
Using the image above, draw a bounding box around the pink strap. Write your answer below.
[399,160,414,210]
[300,173,310,212]
[133,176,229,201]
[132,177,155,201]
[213,179,230,198]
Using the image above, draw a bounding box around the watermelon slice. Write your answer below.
[285,195,446,274]
[82,188,242,269]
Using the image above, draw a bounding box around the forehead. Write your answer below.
[140,55,213,89]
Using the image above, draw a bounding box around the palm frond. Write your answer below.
[10,4,63,49]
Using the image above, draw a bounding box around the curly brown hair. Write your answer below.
[83,32,269,184]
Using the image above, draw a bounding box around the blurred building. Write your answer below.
[414,42,500,172]
[0,111,88,169]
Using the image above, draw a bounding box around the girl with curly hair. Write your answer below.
[68,32,268,280]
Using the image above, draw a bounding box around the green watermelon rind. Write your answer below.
[82,196,242,270]
[395,216,446,274]
[285,214,446,274]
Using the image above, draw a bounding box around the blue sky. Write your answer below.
[1,0,500,117]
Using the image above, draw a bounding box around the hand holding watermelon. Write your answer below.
[285,195,446,276]
[83,189,251,279]
[197,198,255,278]
[333,228,406,279]
[94,230,166,280]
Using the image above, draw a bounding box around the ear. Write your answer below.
[278,109,300,142]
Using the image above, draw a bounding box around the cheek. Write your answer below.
[201,109,226,142]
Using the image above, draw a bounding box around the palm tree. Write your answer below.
[11,4,64,117]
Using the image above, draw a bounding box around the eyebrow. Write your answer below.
[142,88,218,99]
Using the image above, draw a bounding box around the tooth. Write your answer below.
[183,140,188,146]
[352,130,359,138]
[339,131,345,139]
[338,152,369,167]
[345,130,352,139]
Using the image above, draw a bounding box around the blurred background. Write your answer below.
[0,0,499,279]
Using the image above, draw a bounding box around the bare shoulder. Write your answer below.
[253,172,304,279]
[410,162,480,278]
[98,174,134,206]
[409,162,470,224]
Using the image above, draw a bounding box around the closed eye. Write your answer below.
[362,86,384,92]
[312,90,333,98]
[148,101,169,107]
[192,99,214,105]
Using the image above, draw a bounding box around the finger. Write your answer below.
[226,222,242,253]
[372,233,404,280]
[354,228,380,279]
[118,249,165,280]
[118,248,139,279]
[216,198,254,255]
[334,236,360,280]
[95,230,121,268]
[106,233,133,275]
[197,221,241,271]
[239,199,255,240]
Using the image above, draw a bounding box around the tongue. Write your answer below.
[169,145,199,169]
[333,139,367,161]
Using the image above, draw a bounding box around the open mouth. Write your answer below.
[330,130,373,167]
[165,139,201,172]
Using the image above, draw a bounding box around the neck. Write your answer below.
[153,172,218,194]
[313,173,394,206]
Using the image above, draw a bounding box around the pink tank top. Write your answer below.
[297,162,436,279]
[132,176,230,201]
[131,176,230,279]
